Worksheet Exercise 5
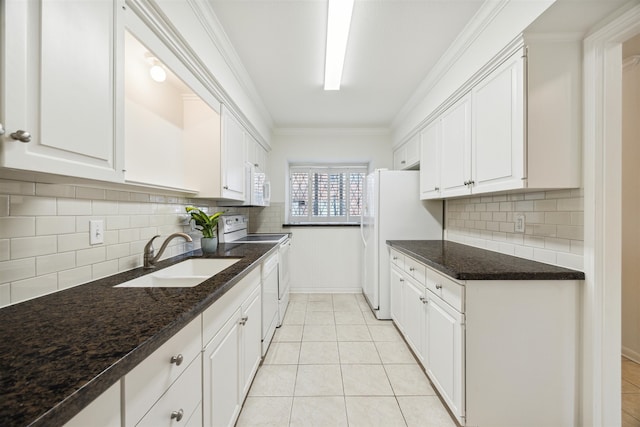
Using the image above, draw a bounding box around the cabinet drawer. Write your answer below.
[426,269,464,312]
[124,317,201,427]
[136,356,202,427]
[404,256,426,285]
[390,249,404,269]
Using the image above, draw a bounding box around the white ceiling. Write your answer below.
[209,0,484,129]
[208,0,630,131]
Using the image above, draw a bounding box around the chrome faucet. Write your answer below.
[143,233,193,268]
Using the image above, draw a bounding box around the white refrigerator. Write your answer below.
[361,169,443,319]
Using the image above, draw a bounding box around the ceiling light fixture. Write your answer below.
[323,0,354,91]
[145,52,167,83]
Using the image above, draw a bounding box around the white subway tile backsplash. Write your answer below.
[37,253,76,275]
[0,284,10,307]
[36,216,76,236]
[77,247,107,267]
[545,212,571,225]
[58,266,92,290]
[0,178,217,308]
[92,200,118,215]
[10,196,56,216]
[0,196,9,217]
[0,240,9,261]
[57,199,92,215]
[76,187,106,200]
[0,180,35,195]
[0,258,35,284]
[11,273,58,304]
[11,236,57,259]
[556,252,584,271]
[445,189,584,270]
[106,243,130,260]
[36,183,75,198]
[58,233,91,252]
[92,260,119,280]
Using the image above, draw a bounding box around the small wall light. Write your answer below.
[145,52,167,83]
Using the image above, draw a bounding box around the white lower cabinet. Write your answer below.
[389,249,580,426]
[202,269,262,427]
[402,277,426,364]
[425,290,464,421]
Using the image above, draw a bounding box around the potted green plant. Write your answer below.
[185,206,223,254]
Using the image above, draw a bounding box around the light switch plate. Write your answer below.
[90,220,104,245]
[515,214,525,233]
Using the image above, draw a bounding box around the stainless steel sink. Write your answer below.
[114,258,241,288]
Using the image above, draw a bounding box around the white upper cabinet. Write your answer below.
[439,95,472,198]
[245,132,268,174]
[471,49,525,194]
[419,120,441,199]
[394,134,420,170]
[419,37,582,200]
[221,107,246,200]
[1,0,123,182]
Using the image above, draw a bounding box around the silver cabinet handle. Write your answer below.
[239,315,249,325]
[435,284,442,290]
[419,296,428,304]
[434,187,439,191]
[254,163,259,168]
[399,278,404,282]
[170,354,184,366]
[223,185,229,190]
[400,160,406,164]
[0,123,5,135]
[171,409,184,422]
[409,267,415,272]
[10,130,31,143]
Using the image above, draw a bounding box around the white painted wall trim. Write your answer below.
[582,3,640,425]
[272,128,390,137]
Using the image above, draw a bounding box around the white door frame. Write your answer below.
[583,3,640,426]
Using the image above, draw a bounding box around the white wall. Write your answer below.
[268,129,392,292]
[622,51,640,362]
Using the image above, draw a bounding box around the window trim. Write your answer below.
[287,164,367,225]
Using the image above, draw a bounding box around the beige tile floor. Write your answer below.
[623,356,640,427]
[236,293,457,427]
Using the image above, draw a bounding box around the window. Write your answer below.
[289,165,367,224]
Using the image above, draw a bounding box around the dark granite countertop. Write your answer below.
[0,242,278,427]
[386,240,585,281]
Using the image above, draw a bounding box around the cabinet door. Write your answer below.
[221,108,246,200]
[203,308,241,427]
[240,286,262,399]
[439,95,471,197]
[420,120,441,199]
[390,267,405,331]
[1,0,123,182]
[426,292,465,421]
[64,382,120,427]
[471,50,525,194]
[393,146,407,170]
[405,134,420,168]
[402,278,425,363]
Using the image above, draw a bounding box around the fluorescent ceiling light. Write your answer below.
[324,0,354,91]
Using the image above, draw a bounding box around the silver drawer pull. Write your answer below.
[435,284,442,290]
[10,129,31,143]
[170,354,184,366]
[399,278,404,282]
[239,315,249,325]
[409,267,415,272]
[419,296,428,304]
[171,409,184,422]
[392,256,397,260]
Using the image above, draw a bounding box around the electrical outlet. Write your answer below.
[515,214,525,233]
[90,220,104,245]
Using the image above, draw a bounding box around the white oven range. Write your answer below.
[219,215,290,356]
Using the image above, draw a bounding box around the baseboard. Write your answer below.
[622,346,640,364]
[290,287,362,294]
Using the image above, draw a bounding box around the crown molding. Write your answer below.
[623,55,640,68]
[390,0,510,130]
[272,127,391,137]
